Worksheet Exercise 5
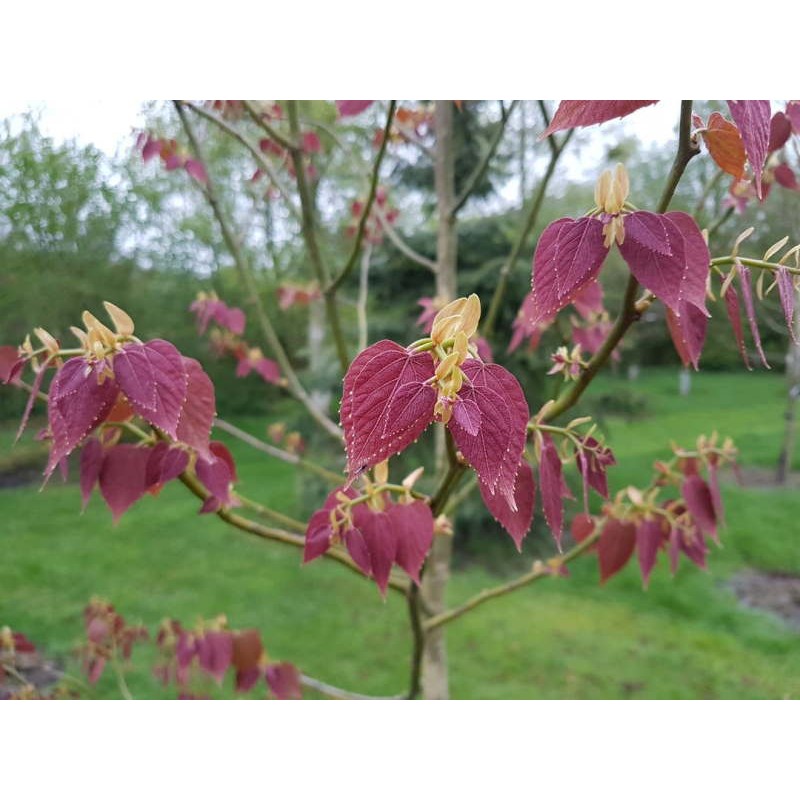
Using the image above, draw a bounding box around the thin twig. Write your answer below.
[450,100,518,219]
[374,204,437,271]
[328,101,396,293]
[423,529,602,632]
[242,100,297,151]
[180,101,300,222]
[299,673,403,700]
[357,243,372,351]
[174,102,342,441]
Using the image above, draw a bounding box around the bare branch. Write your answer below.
[242,100,297,151]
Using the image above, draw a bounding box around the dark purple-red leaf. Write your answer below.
[636,518,665,588]
[775,163,800,191]
[575,437,616,509]
[303,509,335,564]
[145,441,189,489]
[666,302,708,370]
[450,360,529,507]
[341,340,436,479]
[0,346,24,385]
[479,460,535,551]
[113,340,188,438]
[266,662,302,699]
[343,525,373,576]
[681,475,718,542]
[723,284,751,369]
[663,210,710,314]
[196,449,236,511]
[598,518,637,583]
[336,101,374,118]
[768,112,792,153]
[528,217,608,325]
[196,631,233,684]
[174,358,215,460]
[98,444,151,522]
[46,359,119,478]
[353,505,397,597]
[624,210,675,256]
[80,437,104,510]
[727,101,771,198]
[618,213,686,315]
[539,433,572,549]
[736,264,769,368]
[389,500,434,584]
[541,101,657,138]
[452,397,481,436]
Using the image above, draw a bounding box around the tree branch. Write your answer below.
[374,204,437,271]
[241,100,297,152]
[450,101,519,219]
[180,101,300,221]
[327,101,396,293]
[299,673,403,700]
[285,101,350,372]
[423,528,602,632]
[173,102,342,441]
[482,125,574,338]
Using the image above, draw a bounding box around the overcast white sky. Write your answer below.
[0,100,683,157]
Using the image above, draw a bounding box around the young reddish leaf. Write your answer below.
[571,513,596,546]
[727,101,771,198]
[341,340,436,479]
[539,433,572,548]
[707,458,725,526]
[184,158,208,185]
[254,357,281,385]
[449,360,530,507]
[624,210,675,256]
[301,131,322,154]
[666,302,708,370]
[113,340,189,437]
[17,358,54,443]
[196,631,233,684]
[768,111,792,153]
[681,475,718,542]
[141,137,162,162]
[80,437,105,510]
[303,509,335,564]
[598,518,637,583]
[723,284,751,369]
[478,460,535,551]
[572,320,615,360]
[529,217,608,325]
[0,346,24,385]
[46,359,119,477]
[787,101,800,134]
[343,525,373,577]
[636,518,665,588]
[571,280,604,319]
[775,268,797,344]
[145,441,189,489]
[196,447,237,513]
[541,101,657,138]
[174,358,215,460]
[353,505,397,596]
[389,500,434,584]
[452,397,481,436]
[508,293,553,353]
[266,662,302,699]
[699,112,746,180]
[736,264,769,368]
[663,210,710,313]
[98,444,151,522]
[618,212,686,315]
[575,437,616,509]
[336,101,374,118]
[774,163,800,191]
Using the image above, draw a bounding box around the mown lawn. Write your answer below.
[1,368,799,699]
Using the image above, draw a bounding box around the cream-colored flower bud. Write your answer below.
[435,351,460,382]
[82,311,117,348]
[33,327,59,357]
[401,466,425,490]
[430,294,481,343]
[103,302,135,337]
[594,169,612,209]
[453,331,469,363]
[70,326,89,349]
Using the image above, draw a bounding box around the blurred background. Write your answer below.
[1,100,799,698]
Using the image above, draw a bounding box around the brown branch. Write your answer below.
[423,528,602,632]
[173,102,342,441]
[213,417,342,483]
[482,125,574,338]
[327,101,396,293]
[180,101,300,221]
[450,100,519,219]
[285,101,350,372]
[241,100,297,152]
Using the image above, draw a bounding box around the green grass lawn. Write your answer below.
[1,369,799,699]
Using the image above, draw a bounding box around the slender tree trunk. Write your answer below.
[308,298,330,414]
[421,101,458,699]
[776,314,800,485]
